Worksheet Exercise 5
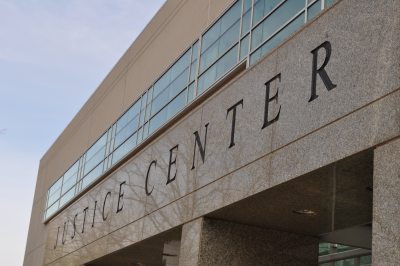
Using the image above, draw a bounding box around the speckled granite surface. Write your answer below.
[198,218,318,266]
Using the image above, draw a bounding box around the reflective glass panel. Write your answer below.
[240,34,250,60]
[137,127,143,142]
[187,82,195,103]
[47,188,61,207]
[124,132,137,153]
[251,0,305,51]
[61,174,77,194]
[59,186,75,207]
[250,13,304,64]
[151,87,169,115]
[190,60,197,82]
[81,162,103,190]
[241,10,251,36]
[169,68,189,99]
[149,107,167,134]
[143,122,149,139]
[253,0,282,26]
[86,133,107,162]
[48,178,62,197]
[308,0,322,20]
[45,200,59,220]
[243,0,252,13]
[325,0,334,6]
[192,41,199,62]
[166,89,187,120]
[112,144,124,165]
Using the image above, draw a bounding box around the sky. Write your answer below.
[0,0,165,265]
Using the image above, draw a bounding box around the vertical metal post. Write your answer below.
[247,0,255,67]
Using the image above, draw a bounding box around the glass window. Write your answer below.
[149,107,167,134]
[240,34,250,60]
[61,174,77,195]
[187,82,195,103]
[243,0,252,13]
[200,0,241,72]
[137,127,143,143]
[251,0,305,51]
[169,68,189,99]
[84,145,105,176]
[81,162,103,190]
[112,144,124,165]
[325,0,334,7]
[253,0,282,26]
[47,187,61,207]
[250,13,304,64]
[86,133,107,161]
[241,9,252,36]
[48,178,62,198]
[166,89,187,120]
[143,122,149,139]
[59,186,75,207]
[124,132,137,153]
[189,43,198,82]
[45,200,59,220]
[198,44,239,94]
[308,0,322,20]
[360,255,372,265]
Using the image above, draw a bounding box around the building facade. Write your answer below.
[24,0,400,265]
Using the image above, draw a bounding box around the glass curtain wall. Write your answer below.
[44,0,334,221]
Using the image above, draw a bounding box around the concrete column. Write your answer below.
[373,139,400,265]
[180,217,319,266]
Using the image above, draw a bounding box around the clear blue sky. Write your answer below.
[0,0,165,265]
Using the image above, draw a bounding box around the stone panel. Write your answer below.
[373,139,400,265]
[271,90,400,188]
[179,218,203,266]
[198,218,319,266]
[146,108,202,214]
[272,0,400,151]
[193,155,270,219]
[107,218,145,254]
[195,51,277,189]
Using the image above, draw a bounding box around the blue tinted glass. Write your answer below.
[128,100,140,120]
[47,188,61,207]
[192,41,199,62]
[126,115,138,136]
[197,64,217,94]
[166,89,187,120]
[308,0,322,20]
[61,174,77,194]
[149,107,167,134]
[202,20,221,53]
[145,104,151,121]
[112,144,124,165]
[219,20,240,54]
[325,0,334,7]
[117,111,129,133]
[221,0,242,34]
[240,35,250,60]
[49,178,62,196]
[253,0,265,25]
[200,41,219,73]
[251,23,263,50]
[251,13,304,65]
[124,132,136,153]
[190,60,197,82]
[154,69,170,97]
[151,86,169,115]
[143,123,149,139]
[169,68,189,99]
[264,0,282,16]
[241,10,251,36]
[45,200,59,219]
[59,186,75,207]
[86,133,106,160]
[114,128,126,149]
[188,82,195,102]
[139,107,145,125]
[252,0,305,51]
[137,127,143,142]
[64,161,79,180]
[216,45,238,77]
[171,50,191,81]
[243,0,252,13]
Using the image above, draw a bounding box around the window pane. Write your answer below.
[188,82,195,102]
[197,64,217,94]
[64,161,79,181]
[114,127,126,149]
[220,0,241,34]
[171,50,191,81]
[86,133,107,160]
[243,0,252,13]
[59,186,75,207]
[45,200,59,220]
[139,106,145,125]
[143,122,149,139]
[240,34,250,60]
[49,178,62,197]
[47,188,61,207]
[190,60,197,82]
[61,173,77,194]
[360,255,372,265]
[81,162,103,190]
[137,127,143,142]
[200,41,219,73]
[116,111,129,133]
[218,20,240,54]
[192,41,199,62]
[128,100,140,121]
[169,68,189,99]
[250,13,304,64]
[166,89,187,120]
[145,104,151,121]
[112,143,125,165]
[241,10,251,36]
[216,44,239,77]
[149,107,167,134]
[84,146,105,175]
[253,0,282,25]
[151,86,169,115]
[202,20,221,53]
[124,132,137,153]
[126,115,138,137]
[325,0,334,7]
[154,69,171,97]
[308,0,322,20]
[251,0,305,51]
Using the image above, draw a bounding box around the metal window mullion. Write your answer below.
[194,35,202,97]
[305,0,308,22]
[322,0,326,8]
[237,0,245,62]
[199,41,239,77]
[247,0,255,66]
